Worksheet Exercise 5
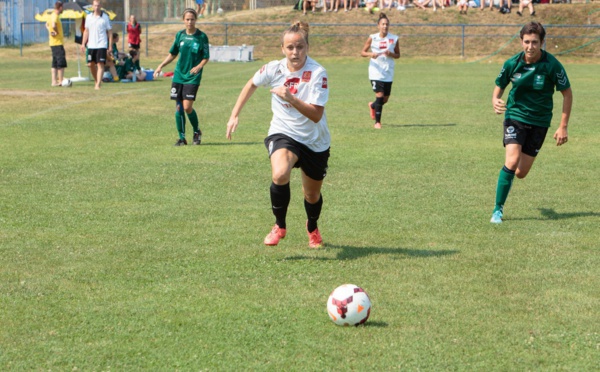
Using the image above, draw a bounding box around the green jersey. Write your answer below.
[169,29,210,86]
[495,50,570,128]
[117,58,137,80]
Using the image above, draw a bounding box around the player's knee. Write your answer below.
[515,170,529,179]
[304,191,321,204]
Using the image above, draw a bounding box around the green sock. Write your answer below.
[188,109,199,133]
[175,107,186,140]
[495,166,515,212]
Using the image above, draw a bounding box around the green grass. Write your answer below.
[1,56,599,370]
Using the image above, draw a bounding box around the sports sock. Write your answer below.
[175,101,186,140]
[187,108,199,133]
[495,166,515,212]
[305,194,323,233]
[270,182,290,229]
[373,97,384,123]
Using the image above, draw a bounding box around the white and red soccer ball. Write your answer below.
[327,284,371,326]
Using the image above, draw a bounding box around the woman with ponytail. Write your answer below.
[361,13,400,129]
[227,21,331,249]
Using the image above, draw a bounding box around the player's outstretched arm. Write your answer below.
[492,86,506,115]
[227,78,258,140]
[154,54,176,78]
[554,87,572,146]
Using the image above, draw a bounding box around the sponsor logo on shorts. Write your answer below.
[186,94,195,98]
[268,141,274,155]
[505,125,517,139]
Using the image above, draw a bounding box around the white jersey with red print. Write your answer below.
[368,32,399,82]
[252,56,330,152]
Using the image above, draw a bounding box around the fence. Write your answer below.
[19,21,600,59]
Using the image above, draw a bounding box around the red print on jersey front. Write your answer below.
[302,71,312,82]
[284,77,300,94]
[379,41,388,50]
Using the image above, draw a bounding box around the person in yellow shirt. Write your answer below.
[47,1,68,86]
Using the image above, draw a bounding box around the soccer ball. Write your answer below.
[217,7,224,15]
[62,78,72,87]
[327,284,371,326]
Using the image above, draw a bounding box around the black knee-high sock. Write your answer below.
[373,97,385,123]
[270,182,290,229]
[305,194,323,233]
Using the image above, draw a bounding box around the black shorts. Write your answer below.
[170,82,200,101]
[370,80,393,96]
[87,48,108,64]
[128,43,140,50]
[51,45,67,69]
[264,133,330,181]
[503,119,548,157]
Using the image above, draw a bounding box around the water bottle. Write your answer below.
[132,70,137,82]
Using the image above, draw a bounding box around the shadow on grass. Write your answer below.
[384,123,457,128]
[509,208,600,221]
[362,320,389,328]
[285,244,459,261]
[200,141,262,146]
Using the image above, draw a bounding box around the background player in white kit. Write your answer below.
[361,13,400,129]
[226,21,331,249]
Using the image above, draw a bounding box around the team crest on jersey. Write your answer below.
[284,77,300,94]
[302,71,312,82]
[389,38,394,44]
[322,77,328,89]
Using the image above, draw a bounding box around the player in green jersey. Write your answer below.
[490,22,573,224]
[154,8,210,146]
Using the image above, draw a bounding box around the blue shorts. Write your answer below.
[195,0,205,5]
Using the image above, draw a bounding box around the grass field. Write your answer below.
[1,51,599,370]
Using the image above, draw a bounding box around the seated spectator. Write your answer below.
[480,0,494,11]
[329,0,346,12]
[105,33,126,82]
[380,0,393,9]
[365,0,378,13]
[415,0,444,10]
[498,0,511,13]
[118,49,146,81]
[303,0,317,14]
[458,0,469,13]
[517,0,535,16]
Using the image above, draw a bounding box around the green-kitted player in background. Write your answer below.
[490,22,573,224]
[154,8,210,146]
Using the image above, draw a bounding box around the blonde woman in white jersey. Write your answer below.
[361,13,400,129]
[226,21,330,249]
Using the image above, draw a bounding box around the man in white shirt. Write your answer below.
[80,0,112,89]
